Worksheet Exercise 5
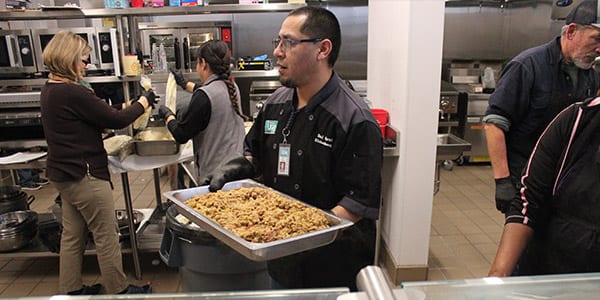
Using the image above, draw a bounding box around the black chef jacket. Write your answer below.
[244,72,383,290]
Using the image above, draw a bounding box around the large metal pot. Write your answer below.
[0,185,22,200]
[0,186,34,215]
[0,210,38,252]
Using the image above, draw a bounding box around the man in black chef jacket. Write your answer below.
[205,6,383,291]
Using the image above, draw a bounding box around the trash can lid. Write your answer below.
[165,205,217,244]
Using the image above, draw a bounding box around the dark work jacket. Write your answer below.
[485,37,599,182]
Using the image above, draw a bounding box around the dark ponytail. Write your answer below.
[199,40,250,121]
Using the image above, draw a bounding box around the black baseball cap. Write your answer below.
[566,0,600,27]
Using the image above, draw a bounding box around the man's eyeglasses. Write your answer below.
[272,37,323,51]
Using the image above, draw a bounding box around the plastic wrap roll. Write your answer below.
[166,73,177,113]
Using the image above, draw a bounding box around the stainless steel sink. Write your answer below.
[436,133,471,161]
[435,134,472,195]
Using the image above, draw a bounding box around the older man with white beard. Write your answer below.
[483,0,600,220]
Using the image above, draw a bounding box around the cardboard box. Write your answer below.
[469,83,483,93]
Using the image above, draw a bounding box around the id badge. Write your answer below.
[277,143,291,176]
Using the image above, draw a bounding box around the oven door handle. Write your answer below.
[110,28,121,77]
[5,35,22,67]
[183,37,190,70]
[174,38,181,70]
[89,33,101,67]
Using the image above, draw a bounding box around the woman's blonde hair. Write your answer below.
[42,30,91,81]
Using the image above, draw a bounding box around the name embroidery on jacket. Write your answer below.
[314,133,333,148]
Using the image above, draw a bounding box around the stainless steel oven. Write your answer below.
[0,29,37,76]
[0,92,45,148]
[139,22,232,72]
[32,27,119,75]
[249,80,281,120]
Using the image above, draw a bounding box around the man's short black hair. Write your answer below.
[289,6,341,68]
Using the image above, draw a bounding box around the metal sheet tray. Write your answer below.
[163,179,354,261]
[133,127,179,156]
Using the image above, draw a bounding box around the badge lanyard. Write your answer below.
[278,109,299,176]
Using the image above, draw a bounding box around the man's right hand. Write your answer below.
[495,177,517,213]
[170,67,187,89]
[203,156,257,192]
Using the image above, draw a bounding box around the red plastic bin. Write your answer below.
[371,108,389,138]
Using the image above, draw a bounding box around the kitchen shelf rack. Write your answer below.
[0,76,142,86]
[0,4,305,21]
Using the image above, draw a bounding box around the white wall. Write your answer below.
[368,0,445,268]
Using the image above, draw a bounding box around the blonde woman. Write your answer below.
[40,30,155,295]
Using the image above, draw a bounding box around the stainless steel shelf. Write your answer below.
[383,125,399,157]
[0,76,143,86]
[144,69,279,83]
[0,4,305,20]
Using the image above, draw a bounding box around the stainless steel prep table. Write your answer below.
[107,141,193,279]
[0,142,193,280]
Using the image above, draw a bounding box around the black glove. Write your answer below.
[140,89,158,109]
[495,177,517,214]
[170,67,187,89]
[203,156,257,192]
[158,105,175,121]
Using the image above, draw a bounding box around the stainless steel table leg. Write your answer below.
[152,168,162,212]
[10,169,18,186]
[120,172,142,280]
[179,161,198,187]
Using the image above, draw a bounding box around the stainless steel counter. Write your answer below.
[343,268,600,300]
[401,272,600,300]
[11,287,349,299]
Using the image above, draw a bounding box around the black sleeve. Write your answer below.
[336,120,383,220]
[485,60,535,123]
[506,104,578,229]
[166,89,211,144]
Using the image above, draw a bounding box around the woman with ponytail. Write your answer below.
[159,40,248,184]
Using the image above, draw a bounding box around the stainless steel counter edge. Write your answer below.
[147,69,280,82]
[0,76,141,86]
[0,4,306,20]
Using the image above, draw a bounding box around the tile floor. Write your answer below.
[0,163,503,297]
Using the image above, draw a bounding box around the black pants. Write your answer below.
[267,218,376,291]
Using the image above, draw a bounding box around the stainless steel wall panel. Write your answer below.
[326,5,368,80]
[503,2,563,60]
[443,0,561,61]
[443,6,506,60]
[232,12,287,59]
